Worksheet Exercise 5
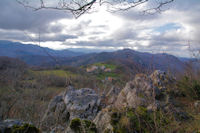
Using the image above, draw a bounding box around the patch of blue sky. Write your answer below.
[154,23,181,33]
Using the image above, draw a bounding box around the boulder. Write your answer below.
[63,87,101,120]
[41,86,101,131]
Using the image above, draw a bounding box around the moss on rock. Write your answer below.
[1,123,40,133]
[70,118,82,132]
[11,123,39,133]
[70,118,97,133]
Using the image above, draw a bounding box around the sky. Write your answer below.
[0,0,200,57]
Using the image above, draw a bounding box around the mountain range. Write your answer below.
[0,40,85,66]
[58,49,185,74]
[0,40,84,57]
[0,40,187,73]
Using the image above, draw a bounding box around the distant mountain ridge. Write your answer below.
[57,49,185,74]
[0,40,84,58]
[0,40,86,66]
[0,40,186,73]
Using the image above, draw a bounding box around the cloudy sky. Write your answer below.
[0,0,200,57]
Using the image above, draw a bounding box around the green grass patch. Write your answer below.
[97,72,119,80]
[33,70,77,77]
[93,62,117,70]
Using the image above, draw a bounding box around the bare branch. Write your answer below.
[142,0,174,14]
[16,0,175,18]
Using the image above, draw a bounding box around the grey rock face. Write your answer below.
[93,107,113,133]
[106,86,121,105]
[115,70,174,110]
[63,88,101,120]
[42,86,101,131]
[115,74,153,109]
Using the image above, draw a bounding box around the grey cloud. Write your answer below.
[113,27,138,40]
[0,0,71,33]
[0,30,30,41]
[69,20,92,31]
[0,0,78,42]
[172,0,200,11]
[64,38,129,48]
[151,34,182,44]
[0,29,77,42]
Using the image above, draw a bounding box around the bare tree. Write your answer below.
[16,0,174,18]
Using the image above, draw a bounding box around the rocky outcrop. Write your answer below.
[115,70,174,110]
[41,86,101,131]
[93,70,191,132]
[40,70,190,132]
[0,119,39,133]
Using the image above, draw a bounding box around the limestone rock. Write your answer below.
[115,70,174,110]
[106,86,121,105]
[63,87,101,120]
[115,73,154,109]
[42,86,101,131]
[93,107,113,133]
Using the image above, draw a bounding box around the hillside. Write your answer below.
[0,40,84,65]
[59,49,185,74]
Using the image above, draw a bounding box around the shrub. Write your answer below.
[111,111,121,126]
[178,76,200,100]
[70,118,81,132]
[83,120,97,133]
[36,74,66,87]
[70,118,97,133]
[11,123,39,133]
[110,107,172,133]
